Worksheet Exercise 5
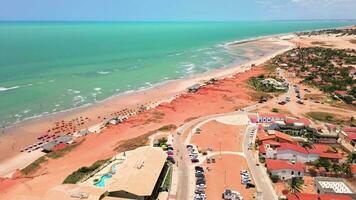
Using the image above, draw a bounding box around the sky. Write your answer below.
[0,0,355,21]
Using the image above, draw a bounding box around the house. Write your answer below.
[275,143,319,163]
[265,159,304,180]
[287,193,353,200]
[335,90,348,97]
[338,127,356,153]
[352,164,356,177]
[187,84,202,93]
[41,135,73,152]
[261,143,341,163]
[314,177,356,199]
[257,129,294,144]
[256,113,287,123]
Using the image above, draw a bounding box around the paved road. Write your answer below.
[242,124,278,200]
[173,110,278,200]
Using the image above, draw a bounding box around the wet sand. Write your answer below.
[0,35,300,199]
[0,37,294,164]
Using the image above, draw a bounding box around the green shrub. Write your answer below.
[63,159,109,184]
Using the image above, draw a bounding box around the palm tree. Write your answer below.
[288,177,304,194]
[341,162,352,176]
[347,153,356,164]
[330,163,341,175]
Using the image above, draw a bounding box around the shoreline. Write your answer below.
[0,35,295,168]
[1,24,352,129]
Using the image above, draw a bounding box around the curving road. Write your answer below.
[173,108,278,200]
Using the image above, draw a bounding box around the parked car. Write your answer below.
[167,156,175,164]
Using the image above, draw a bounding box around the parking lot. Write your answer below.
[200,154,257,200]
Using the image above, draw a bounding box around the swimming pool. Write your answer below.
[93,163,119,187]
[94,173,112,187]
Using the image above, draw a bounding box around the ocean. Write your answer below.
[0,21,354,126]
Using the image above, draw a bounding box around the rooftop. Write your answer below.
[105,146,167,196]
[265,159,304,172]
[315,177,354,195]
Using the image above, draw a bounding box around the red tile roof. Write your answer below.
[319,194,352,200]
[285,117,311,126]
[347,133,356,141]
[277,143,308,154]
[259,144,266,154]
[352,164,356,174]
[326,124,336,130]
[266,159,304,172]
[287,193,319,200]
[275,131,294,143]
[250,116,257,123]
[262,140,281,146]
[335,90,347,96]
[287,193,352,200]
[52,143,68,152]
[319,152,342,159]
[343,126,356,133]
[257,132,275,141]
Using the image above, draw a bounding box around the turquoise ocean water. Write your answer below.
[0,21,355,126]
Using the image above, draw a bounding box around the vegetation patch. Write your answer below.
[46,140,84,159]
[272,108,279,113]
[63,159,109,184]
[249,75,287,93]
[21,156,48,175]
[162,165,173,190]
[306,111,348,125]
[114,124,176,152]
[21,139,84,175]
[274,47,356,104]
[184,116,199,123]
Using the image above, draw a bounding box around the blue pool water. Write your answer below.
[94,174,112,187]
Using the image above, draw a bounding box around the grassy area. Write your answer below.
[306,111,349,125]
[114,124,177,152]
[157,124,177,132]
[162,165,173,190]
[63,159,109,184]
[21,156,48,175]
[46,140,83,159]
[20,140,84,175]
[272,108,279,113]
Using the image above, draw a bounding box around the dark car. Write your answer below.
[278,101,286,105]
[167,156,176,164]
[186,144,193,148]
[191,158,199,163]
[246,183,256,188]
[195,166,204,170]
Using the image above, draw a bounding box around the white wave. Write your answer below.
[94,87,102,91]
[48,79,55,83]
[97,71,110,75]
[23,109,31,114]
[0,86,19,92]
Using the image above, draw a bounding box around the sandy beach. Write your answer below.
[0,36,293,164]
[0,35,297,199]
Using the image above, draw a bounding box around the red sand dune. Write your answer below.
[0,66,266,199]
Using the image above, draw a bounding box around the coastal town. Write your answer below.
[0,25,355,200]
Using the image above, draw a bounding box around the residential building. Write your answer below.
[287,193,352,200]
[265,159,304,180]
[314,177,356,199]
[260,143,341,163]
